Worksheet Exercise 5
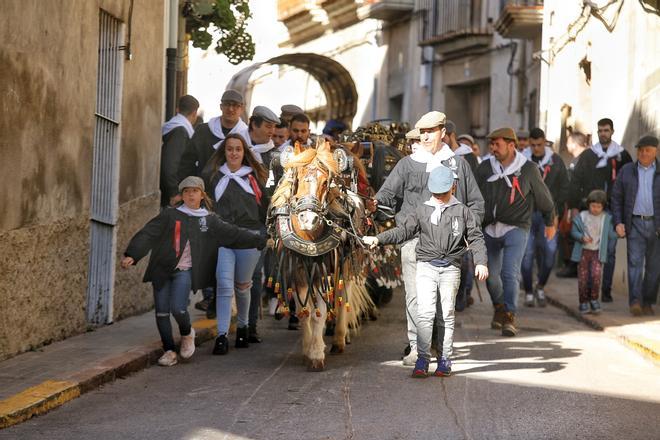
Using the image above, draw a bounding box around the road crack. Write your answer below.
[342,367,354,439]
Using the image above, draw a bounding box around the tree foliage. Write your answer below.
[183,0,255,65]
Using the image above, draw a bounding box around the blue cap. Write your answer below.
[427,165,454,193]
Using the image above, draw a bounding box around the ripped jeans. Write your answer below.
[153,269,192,352]
[216,247,262,335]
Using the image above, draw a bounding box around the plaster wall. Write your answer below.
[540,0,660,152]
[0,0,164,359]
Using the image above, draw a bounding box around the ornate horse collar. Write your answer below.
[275,215,342,257]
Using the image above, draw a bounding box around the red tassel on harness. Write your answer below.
[247,174,263,206]
[173,220,181,257]
[509,176,525,205]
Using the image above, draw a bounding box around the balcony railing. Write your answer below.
[418,0,491,46]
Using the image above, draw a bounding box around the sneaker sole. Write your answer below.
[158,359,178,367]
[502,327,517,337]
[434,371,451,377]
[411,371,428,378]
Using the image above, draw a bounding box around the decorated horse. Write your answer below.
[267,140,376,371]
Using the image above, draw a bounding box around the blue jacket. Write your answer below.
[570,211,617,263]
[611,159,660,235]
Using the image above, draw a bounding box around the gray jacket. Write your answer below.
[376,198,487,268]
[375,155,485,226]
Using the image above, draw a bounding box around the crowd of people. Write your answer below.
[122,88,658,377]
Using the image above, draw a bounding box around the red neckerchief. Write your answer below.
[247,174,263,206]
[510,175,525,205]
[611,158,617,181]
[173,220,181,257]
[542,165,551,181]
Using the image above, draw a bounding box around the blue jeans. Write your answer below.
[216,247,262,335]
[521,211,558,292]
[627,217,660,306]
[602,209,618,296]
[153,270,192,352]
[485,227,529,313]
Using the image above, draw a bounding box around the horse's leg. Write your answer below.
[297,280,313,366]
[308,293,327,371]
[331,280,349,354]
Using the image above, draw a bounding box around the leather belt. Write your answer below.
[633,215,654,221]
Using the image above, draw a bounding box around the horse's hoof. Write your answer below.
[330,344,344,354]
[307,359,325,371]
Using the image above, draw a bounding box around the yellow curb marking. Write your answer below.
[192,318,217,330]
[619,336,660,363]
[0,380,80,429]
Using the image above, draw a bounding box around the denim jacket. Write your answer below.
[570,211,617,263]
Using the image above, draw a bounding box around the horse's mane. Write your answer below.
[271,143,339,209]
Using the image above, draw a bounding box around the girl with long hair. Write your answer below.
[203,134,269,355]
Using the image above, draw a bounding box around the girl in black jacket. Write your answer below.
[121,176,265,366]
[202,133,270,355]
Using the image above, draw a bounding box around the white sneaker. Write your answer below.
[524,293,535,307]
[180,327,196,359]
[535,289,547,307]
[268,297,279,316]
[158,350,178,367]
[402,348,418,366]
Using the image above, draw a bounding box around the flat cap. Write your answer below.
[221,89,243,104]
[488,127,518,143]
[445,120,456,134]
[516,130,529,139]
[415,111,447,129]
[252,105,280,124]
[635,135,659,148]
[178,176,205,192]
[457,133,475,144]
[405,127,420,140]
[280,104,304,116]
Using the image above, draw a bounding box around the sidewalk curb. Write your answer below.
[544,294,604,331]
[0,319,217,430]
[545,294,660,363]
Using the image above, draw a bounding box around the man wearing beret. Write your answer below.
[569,118,632,302]
[611,135,660,316]
[475,128,556,336]
[178,89,251,179]
[374,111,484,364]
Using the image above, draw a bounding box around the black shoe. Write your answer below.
[194,298,210,312]
[601,294,613,303]
[288,315,299,330]
[248,324,262,343]
[235,326,249,348]
[212,335,228,355]
[556,265,578,278]
[206,298,216,319]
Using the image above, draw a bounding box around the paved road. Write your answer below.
[3,288,659,440]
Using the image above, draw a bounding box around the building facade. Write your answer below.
[0,0,168,359]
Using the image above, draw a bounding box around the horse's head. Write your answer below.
[286,141,338,239]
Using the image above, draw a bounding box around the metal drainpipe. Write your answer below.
[165,0,178,120]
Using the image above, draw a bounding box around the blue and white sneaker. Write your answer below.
[579,303,589,314]
[589,300,602,315]
[434,357,452,377]
[411,357,429,378]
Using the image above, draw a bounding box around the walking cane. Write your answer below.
[474,278,484,302]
